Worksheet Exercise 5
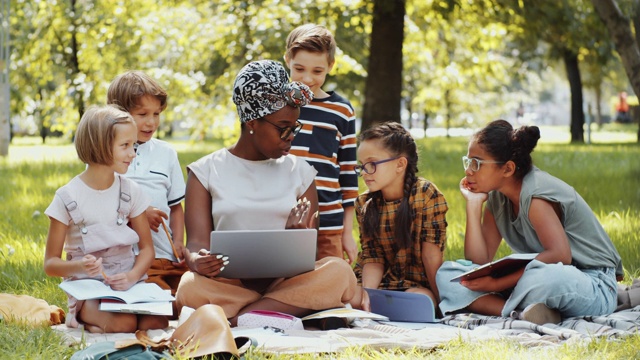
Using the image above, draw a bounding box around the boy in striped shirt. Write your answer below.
[285,24,359,263]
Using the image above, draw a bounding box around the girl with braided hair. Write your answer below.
[436,120,622,325]
[349,122,448,312]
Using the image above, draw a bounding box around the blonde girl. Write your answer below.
[44,105,166,333]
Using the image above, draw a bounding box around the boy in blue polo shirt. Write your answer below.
[107,71,186,308]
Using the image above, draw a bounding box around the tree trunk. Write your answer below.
[37,87,48,144]
[635,0,640,142]
[423,111,429,134]
[70,0,84,125]
[595,84,603,129]
[444,88,452,138]
[591,0,640,142]
[0,1,9,156]
[563,48,585,143]
[361,0,405,132]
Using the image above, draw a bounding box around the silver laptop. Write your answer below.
[209,229,317,279]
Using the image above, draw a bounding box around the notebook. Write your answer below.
[209,229,317,279]
[364,288,437,323]
[449,253,538,282]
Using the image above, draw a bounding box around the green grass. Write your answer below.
[2,125,640,358]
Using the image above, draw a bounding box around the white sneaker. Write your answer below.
[520,303,561,325]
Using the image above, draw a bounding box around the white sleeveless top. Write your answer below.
[187,148,317,230]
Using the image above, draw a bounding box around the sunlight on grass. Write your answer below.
[0,322,77,359]
[537,125,638,144]
[600,209,640,280]
[4,143,78,164]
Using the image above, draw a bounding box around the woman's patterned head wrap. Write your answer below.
[232,60,314,123]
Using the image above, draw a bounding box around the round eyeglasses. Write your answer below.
[462,155,505,172]
[260,118,303,140]
[354,157,400,176]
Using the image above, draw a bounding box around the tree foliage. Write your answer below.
[5,0,631,146]
[10,0,372,144]
[485,0,620,143]
[591,0,640,142]
[404,0,528,134]
[0,0,8,156]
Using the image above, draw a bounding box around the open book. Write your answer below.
[99,299,173,315]
[59,279,175,304]
[449,253,538,282]
[301,307,389,322]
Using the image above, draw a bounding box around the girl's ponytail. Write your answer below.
[473,119,540,180]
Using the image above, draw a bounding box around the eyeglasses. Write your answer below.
[462,155,505,172]
[260,118,303,140]
[354,157,400,176]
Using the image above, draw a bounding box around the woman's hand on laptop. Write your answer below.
[185,248,229,278]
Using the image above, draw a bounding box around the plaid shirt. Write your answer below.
[354,178,448,290]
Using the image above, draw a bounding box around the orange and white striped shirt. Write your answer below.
[290,91,358,232]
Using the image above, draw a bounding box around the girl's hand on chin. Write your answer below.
[459,178,488,202]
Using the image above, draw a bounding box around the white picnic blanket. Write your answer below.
[53,321,484,354]
[52,307,640,354]
[440,306,640,341]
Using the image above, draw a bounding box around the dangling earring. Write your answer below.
[249,130,254,135]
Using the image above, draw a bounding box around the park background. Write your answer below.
[2,0,640,358]
[2,0,640,147]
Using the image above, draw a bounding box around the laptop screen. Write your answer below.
[209,229,317,279]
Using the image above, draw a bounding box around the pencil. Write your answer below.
[101,270,109,280]
[161,218,181,262]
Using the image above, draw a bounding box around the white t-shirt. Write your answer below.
[187,148,317,230]
[45,174,149,258]
[125,138,186,260]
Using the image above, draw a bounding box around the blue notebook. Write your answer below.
[364,288,437,323]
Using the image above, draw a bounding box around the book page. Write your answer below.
[100,300,173,315]
[302,307,389,321]
[59,279,175,303]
